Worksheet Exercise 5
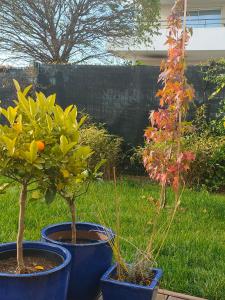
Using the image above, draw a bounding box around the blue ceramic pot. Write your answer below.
[41,222,114,300]
[0,241,71,300]
[100,264,163,300]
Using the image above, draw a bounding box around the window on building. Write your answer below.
[186,10,222,28]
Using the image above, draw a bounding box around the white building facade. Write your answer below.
[109,0,225,66]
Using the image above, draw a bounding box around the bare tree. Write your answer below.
[0,0,159,64]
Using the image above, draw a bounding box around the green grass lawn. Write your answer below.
[0,177,224,299]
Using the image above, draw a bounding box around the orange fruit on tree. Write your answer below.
[36,140,45,151]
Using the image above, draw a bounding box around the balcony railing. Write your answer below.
[160,18,225,28]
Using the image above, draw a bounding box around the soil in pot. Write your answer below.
[0,248,63,274]
[48,229,109,244]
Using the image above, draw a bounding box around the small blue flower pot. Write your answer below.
[100,264,163,300]
[41,222,114,300]
[0,241,71,300]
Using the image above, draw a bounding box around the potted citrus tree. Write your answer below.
[39,103,114,300]
[101,0,195,299]
[0,81,72,300]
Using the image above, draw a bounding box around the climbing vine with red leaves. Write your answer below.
[143,0,195,206]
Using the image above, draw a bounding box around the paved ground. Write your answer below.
[157,289,208,300]
[99,289,208,300]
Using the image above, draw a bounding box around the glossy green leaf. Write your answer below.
[45,186,57,204]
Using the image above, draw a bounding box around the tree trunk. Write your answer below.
[68,200,76,244]
[16,183,27,274]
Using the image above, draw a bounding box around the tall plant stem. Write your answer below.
[113,167,124,280]
[160,183,167,208]
[177,0,187,202]
[16,182,27,274]
[67,199,76,244]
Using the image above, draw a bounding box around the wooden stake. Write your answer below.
[182,0,188,59]
[16,183,27,274]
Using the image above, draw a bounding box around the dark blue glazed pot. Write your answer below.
[0,241,71,300]
[41,222,114,300]
[101,264,163,300]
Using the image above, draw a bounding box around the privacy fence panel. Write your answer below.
[37,65,215,146]
[0,64,220,146]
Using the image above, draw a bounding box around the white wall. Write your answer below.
[109,26,225,65]
[109,27,225,52]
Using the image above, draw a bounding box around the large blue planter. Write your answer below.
[41,222,114,300]
[100,264,163,300]
[0,241,71,300]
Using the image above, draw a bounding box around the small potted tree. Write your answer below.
[0,81,71,300]
[101,1,195,299]
[40,104,114,300]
